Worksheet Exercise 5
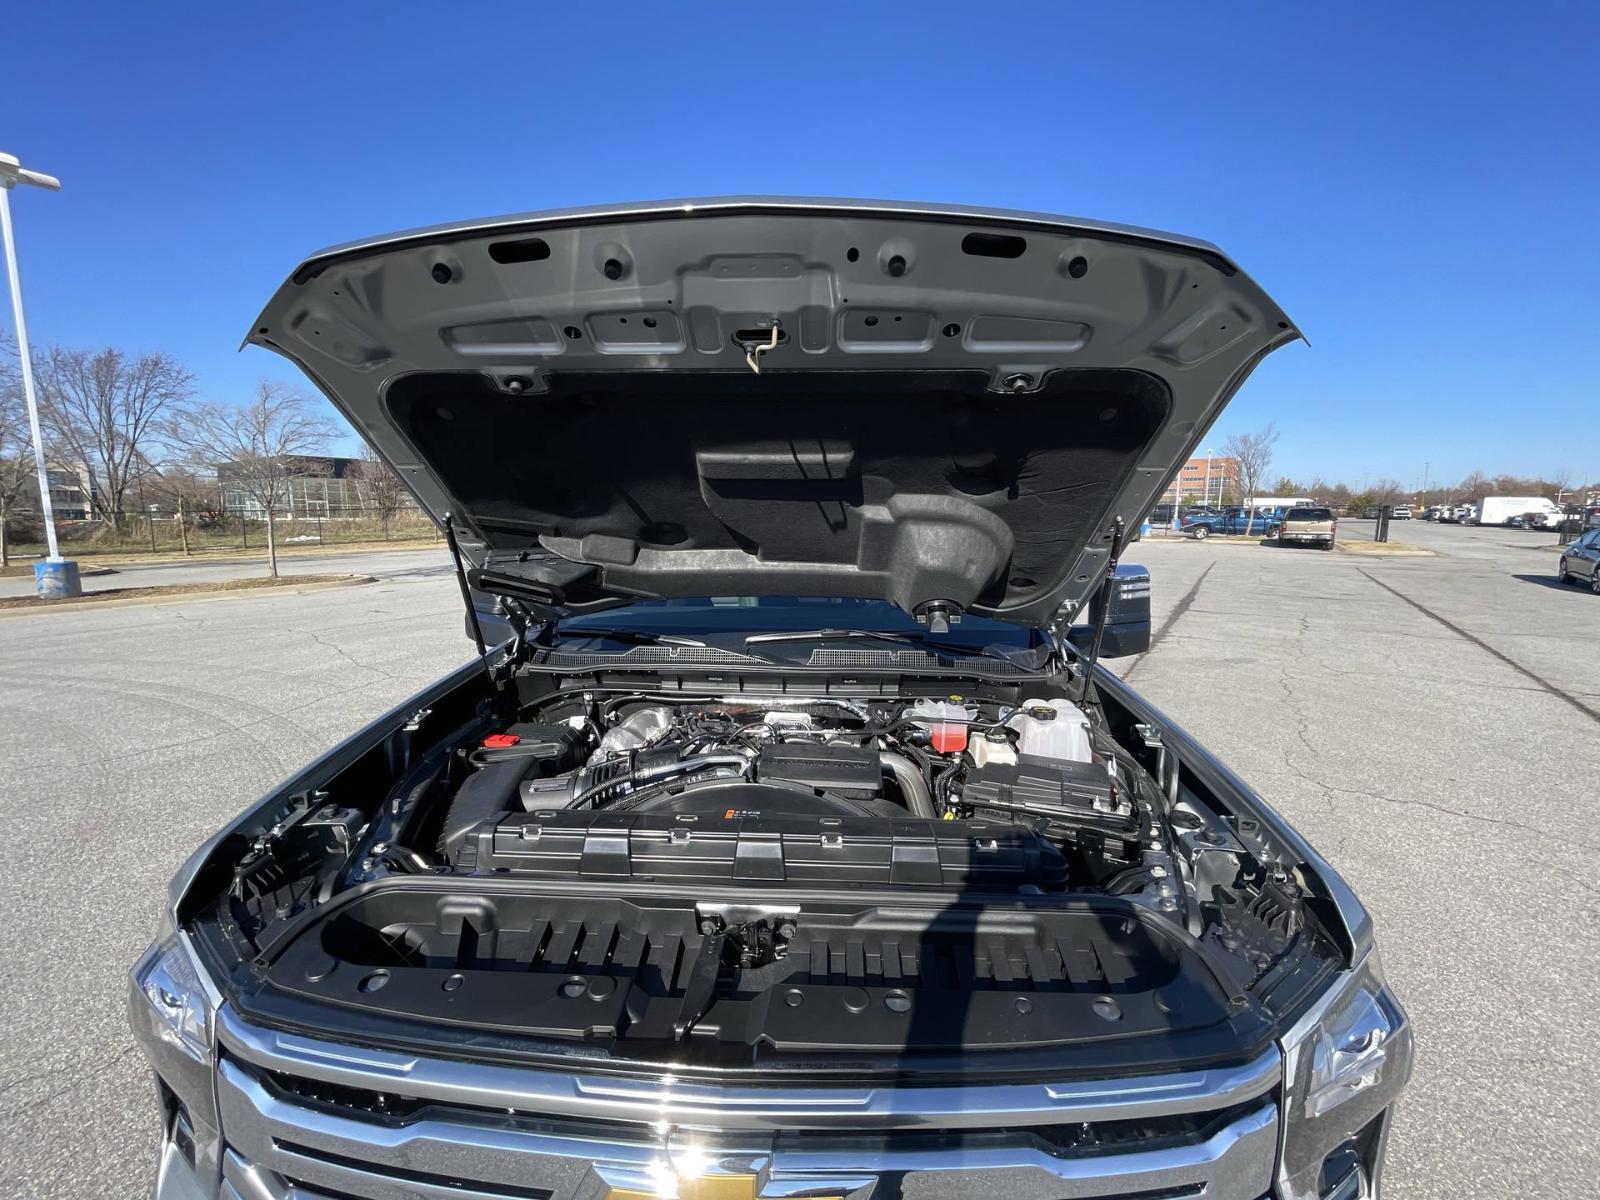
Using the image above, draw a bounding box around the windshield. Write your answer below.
[556,597,1040,648]
[1286,507,1333,520]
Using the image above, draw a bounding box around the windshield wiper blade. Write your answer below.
[743,628,998,656]
[554,627,709,648]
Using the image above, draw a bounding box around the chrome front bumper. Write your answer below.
[154,1003,1287,1200]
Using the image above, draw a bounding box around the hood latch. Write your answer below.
[742,321,781,373]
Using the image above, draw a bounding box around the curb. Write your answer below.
[1334,543,1436,557]
[0,574,377,619]
[1144,535,1278,549]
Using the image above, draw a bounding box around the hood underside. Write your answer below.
[249,198,1298,626]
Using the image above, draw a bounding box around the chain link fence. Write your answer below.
[2,504,442,560]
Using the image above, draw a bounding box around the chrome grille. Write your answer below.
[215,1005,1280,1200]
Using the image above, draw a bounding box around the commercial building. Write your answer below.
[1164,455,1239,506]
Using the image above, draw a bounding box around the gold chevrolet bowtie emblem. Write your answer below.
[605,1180,751,1200]
[605,1179,841,1200]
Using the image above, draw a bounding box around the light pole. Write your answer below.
[1203,447,1216,507]
[0,151,78,597]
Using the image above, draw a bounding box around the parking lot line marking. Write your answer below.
[1122,561,1214,680]
[1358,568,1600,726]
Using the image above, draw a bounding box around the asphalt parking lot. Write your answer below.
[0,525,1596,1197]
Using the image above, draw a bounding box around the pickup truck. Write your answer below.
[1179,506,1281,538]
[129,199,1411,1200]
[1278,505,1338,549]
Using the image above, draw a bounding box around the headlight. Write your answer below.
[129,914,225,1187]
[1303,974,1394,1118]
[132,916,215,1065]
[1277,946,1413,1200]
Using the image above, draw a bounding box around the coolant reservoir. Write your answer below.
[1007,697,1093,763]
[909,697,969,754]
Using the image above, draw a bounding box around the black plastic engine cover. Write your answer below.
[627,781,896,819]
[458,786,1067,888]
[756,741,882,799]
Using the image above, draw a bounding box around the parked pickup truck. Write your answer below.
[129,200,1412,1200]
[1278,505,1338,549]
[1180,506,1281,538]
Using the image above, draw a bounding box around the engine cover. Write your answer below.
[625,780,895,819]
[456,790,1068,888]
[755,742,882,800]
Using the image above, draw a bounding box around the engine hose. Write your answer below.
[900,743,939,792]
[570,752,754,809]
[880,751,937,820]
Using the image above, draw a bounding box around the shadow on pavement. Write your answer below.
[1511,573,1585,592]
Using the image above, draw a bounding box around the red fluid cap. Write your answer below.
[482,733,521,748]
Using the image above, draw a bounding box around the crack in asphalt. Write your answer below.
[1273,751,1596,894]
[1122,561,1214,681]
[297,627,400,680]
[1251,608,1589,873]
[1276,665,1321,758]
[1358,569,1600,727]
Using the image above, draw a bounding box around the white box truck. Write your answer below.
[1474,496,1563,527]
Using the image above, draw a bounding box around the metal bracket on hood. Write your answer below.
[742,322,781,374]
[912,599,962,634]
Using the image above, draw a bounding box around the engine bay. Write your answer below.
[418,694,1166,896]
[204,676,1344,1067]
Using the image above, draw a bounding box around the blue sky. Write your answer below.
[3,1,1596,488]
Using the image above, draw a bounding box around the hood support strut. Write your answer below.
[1077,516,1128,701]
[444,513,492,671]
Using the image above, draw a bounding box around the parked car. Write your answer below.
[1278,505,1338,549]
[1390,504,1413,520]
[130,200,1410,1200]
[1180,505,1282,538]
[1559,529,1600,593]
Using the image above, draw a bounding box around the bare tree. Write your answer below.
[352,443,408,537]
[173,381,337,577]
[34,347,193,530]
[1370,478,1406,505]
[1458,470,1491,501]
[0,337,39,567]
[1548,467,1575,508]
[143,461,217,557]
[1222,424,1279,535]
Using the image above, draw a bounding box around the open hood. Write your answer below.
[248,199,1297,627]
